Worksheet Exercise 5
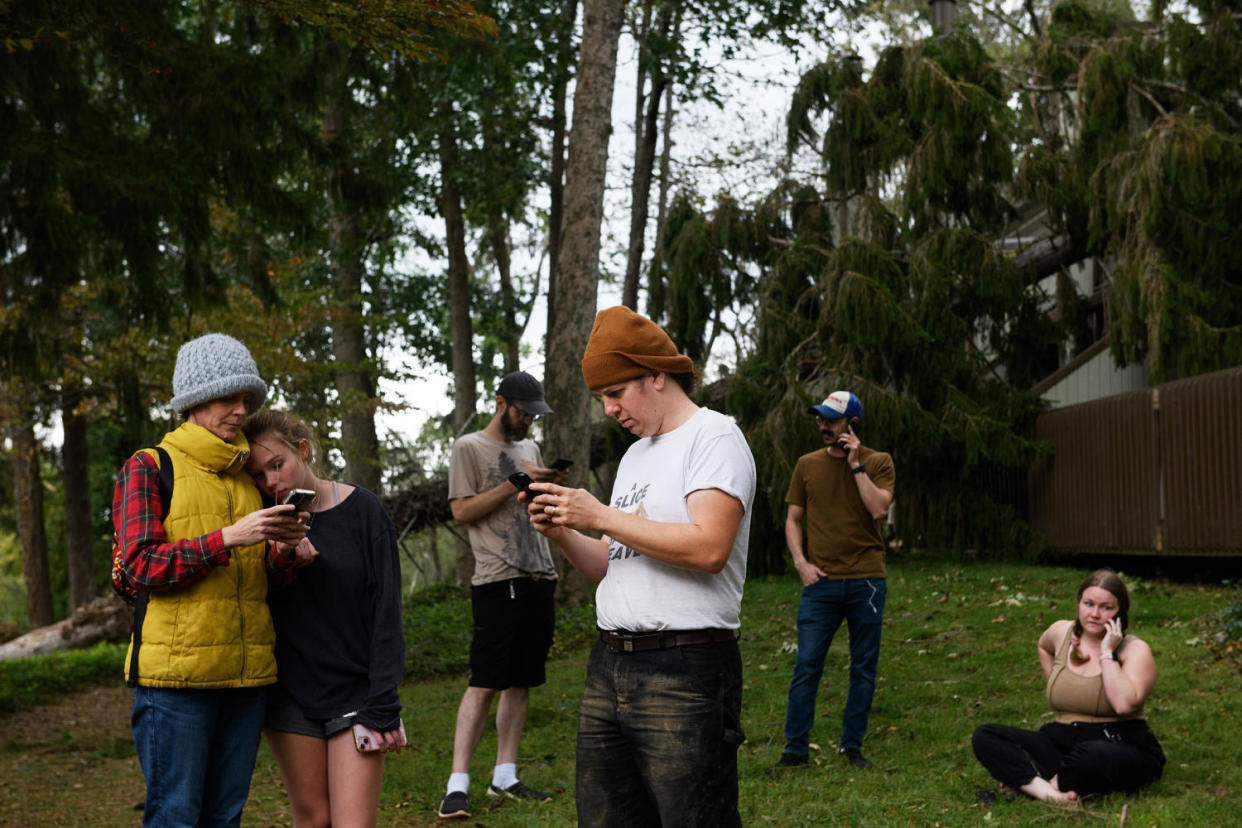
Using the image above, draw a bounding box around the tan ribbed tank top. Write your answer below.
[1045,627,1142,724]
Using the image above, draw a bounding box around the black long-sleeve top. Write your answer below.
[268,486,406,731]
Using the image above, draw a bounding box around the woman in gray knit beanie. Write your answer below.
[111,331,310,827]
[170,332,269,416]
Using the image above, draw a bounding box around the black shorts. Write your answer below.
[263,683,354,739]
[469,577,556,690]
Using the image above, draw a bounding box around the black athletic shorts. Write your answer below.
[469,577,556,690]
[264,683,354,739]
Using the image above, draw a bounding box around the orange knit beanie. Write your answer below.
[580,306,694,390]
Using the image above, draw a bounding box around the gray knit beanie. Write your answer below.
[169,333,268,414]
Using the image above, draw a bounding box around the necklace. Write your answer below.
[305,480,342,529]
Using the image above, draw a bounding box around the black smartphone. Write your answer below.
[837,420,856,449]
[508,472,533,495]
[283,488,316,511]
[551,457,574,471]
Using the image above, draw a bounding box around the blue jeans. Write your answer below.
[576,638,744,828]
[783,577,886,755]
[131,686,267,828]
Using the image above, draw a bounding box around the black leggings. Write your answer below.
[972,720,1165,796]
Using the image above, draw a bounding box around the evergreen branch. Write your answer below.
[767,235,832,260]
[1023,0,1042,39]
[1128,81,1168,119]
[1140,79,1240,130]
[784,329,822,368]
[1002,77,1076,94]
[975,3,1034,43]
[965,329,1007,385]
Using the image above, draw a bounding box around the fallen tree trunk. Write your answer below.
[0,596,132,661]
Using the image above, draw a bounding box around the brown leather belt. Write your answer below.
[599,628,737,653]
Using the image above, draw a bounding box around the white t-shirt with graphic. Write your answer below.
[595,407,756,632]
[448,431,557,586]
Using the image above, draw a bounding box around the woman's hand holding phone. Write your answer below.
[353,720,407,753]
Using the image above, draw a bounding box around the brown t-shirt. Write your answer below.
[785,446,895,578]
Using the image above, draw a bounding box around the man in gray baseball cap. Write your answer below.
[437,370,565,819]
[112,332,307,827]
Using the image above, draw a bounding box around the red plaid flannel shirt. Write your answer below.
[112,451,296,591]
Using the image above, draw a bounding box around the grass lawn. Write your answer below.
[339,555,1241,827]
[3,554,1239,826]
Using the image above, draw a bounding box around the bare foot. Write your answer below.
[1048,775,1079,803]
[1020,776,1079,804]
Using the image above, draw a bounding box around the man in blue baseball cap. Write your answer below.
[775,390,895,772]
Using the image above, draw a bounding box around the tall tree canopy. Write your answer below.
[0,0,492,620]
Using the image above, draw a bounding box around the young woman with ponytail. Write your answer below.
[971,569,1165,803]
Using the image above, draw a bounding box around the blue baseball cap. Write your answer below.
[808,390,862,422]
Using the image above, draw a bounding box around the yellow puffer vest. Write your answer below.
[124,423,277,688]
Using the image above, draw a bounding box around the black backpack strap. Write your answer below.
[154,446,173,518]
[126,591,149,688]
[128,446,172,688]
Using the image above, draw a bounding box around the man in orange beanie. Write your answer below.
[526,305,756,827]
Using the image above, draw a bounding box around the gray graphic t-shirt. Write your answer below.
[447,431,557,586]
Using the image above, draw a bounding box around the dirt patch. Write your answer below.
[1,685,132,746]
[0,686,435,827]
[0,685,145,827]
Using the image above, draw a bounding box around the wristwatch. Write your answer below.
[851,465,866,475]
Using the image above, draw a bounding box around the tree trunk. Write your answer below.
[439,99,478,437]
[622,74,667,309]
[482,117,520,373]
[10,415,54,627]
[438,99,478,586]
[548,0,625,466]
[647,80,676,322]
[488,209,519,373]
[622,0,671,310]
[0,596,132,661]
[546,0,626,601]
[545,0,579,361]
[61,381,95,610]
[323,57,382,494]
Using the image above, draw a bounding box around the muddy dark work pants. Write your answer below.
[575,637,744,828]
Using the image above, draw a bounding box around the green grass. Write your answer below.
[4,556,1239,826]
[370,555,1241,826]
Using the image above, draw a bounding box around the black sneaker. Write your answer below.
[840,747,874,769]
[437,790,470,819]
[487,781,552,802]
[775,752,810,768]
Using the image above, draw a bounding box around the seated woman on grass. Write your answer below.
[971,569,1165,803]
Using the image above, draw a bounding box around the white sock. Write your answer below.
[492,763,518,790]
[447,773,469,795]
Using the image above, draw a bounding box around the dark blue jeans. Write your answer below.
[576,637,744,828]
[131,686,267,828]
[783,577,886,755]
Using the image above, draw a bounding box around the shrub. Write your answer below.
[0,642,127,713]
